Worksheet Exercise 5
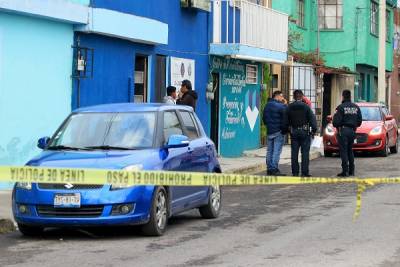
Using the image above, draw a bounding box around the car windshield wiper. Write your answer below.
[47,145,88,151]
[84,145,135,150]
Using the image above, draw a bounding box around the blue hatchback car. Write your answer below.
[13,104,222,236]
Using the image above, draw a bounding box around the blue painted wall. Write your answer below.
[0,13,74,188]
[74,0,210,132]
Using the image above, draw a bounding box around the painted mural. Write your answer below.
[211,56,261,157]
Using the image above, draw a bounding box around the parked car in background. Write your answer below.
[323,103,398,157]
[13,104,222,236]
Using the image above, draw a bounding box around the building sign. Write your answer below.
[180,0,211,12]
[211,56,260,157]
[170,57,195,91]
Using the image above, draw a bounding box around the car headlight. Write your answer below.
[325,125,335,136]
[370,126,383,136]
[110,164,143,190]
[16,182,32,190]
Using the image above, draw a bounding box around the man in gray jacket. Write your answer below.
[163,86,177,105]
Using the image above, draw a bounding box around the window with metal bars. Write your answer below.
[318,0,343,29]
[297,0,305,27]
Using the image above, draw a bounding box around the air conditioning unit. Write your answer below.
[181,0,211,12]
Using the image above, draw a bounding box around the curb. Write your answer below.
[0,219,15,234]
[225,150,322,175]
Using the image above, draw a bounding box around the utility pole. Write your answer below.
[378,0,386,104]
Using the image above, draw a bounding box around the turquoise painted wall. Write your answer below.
[0,13,74,183]
[211,57,261,158]
[69,0,90,5]
[273,0,394,72]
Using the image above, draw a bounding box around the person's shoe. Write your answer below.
[349,172,355,176]
[337,172,349,177]
[302,174,312,177]
[292,173,300,177]
[267,170,275,175]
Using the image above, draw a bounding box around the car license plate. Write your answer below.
[54,193,81,208]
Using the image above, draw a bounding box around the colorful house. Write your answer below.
[209,0,288,157]
[273,0,395,126]
[0,0,90,188]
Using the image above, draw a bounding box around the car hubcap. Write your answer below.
[156,191,167,229]
[211,185,221,211]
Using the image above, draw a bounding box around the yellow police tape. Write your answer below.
[2,166,399,220]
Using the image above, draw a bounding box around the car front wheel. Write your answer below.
[199,185,221,219]
[141,187,168,236]
[390,135,398,154]
[18,224,43,236]
[380,137,390,157]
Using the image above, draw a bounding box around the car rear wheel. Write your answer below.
[324,150,333,157]
[380,137,390,157]
[18,224,43,236]
[390,135,398,154]
[199,185,221,219]
[141,187,168,236]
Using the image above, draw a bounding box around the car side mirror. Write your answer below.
[385,115,394,121]
[37,137,50,149]
[327,115,333,122]
[165,135,189,149]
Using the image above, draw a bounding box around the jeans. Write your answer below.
[266,132,284,173]
[291,129,311,176]
[337,127,356,174]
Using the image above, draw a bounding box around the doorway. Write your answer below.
[322,74,332,129]
[134,55,148,103]
[155,55,167,103]
[210,73,220,152]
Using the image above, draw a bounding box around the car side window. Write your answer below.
[163,111,184,143]
[382,107,389,116]
[180,111,200,140]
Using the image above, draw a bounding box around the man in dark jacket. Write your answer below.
[284,90,317,177]
[263,91,287,175]
[333,90,362,177]
[177,80,198,110]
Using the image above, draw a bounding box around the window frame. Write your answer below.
[178,110,201,140]
[246,64,258,84]
[162,110,185,145]
[297,0,305,28]
[371,1,379,36]
[318,0,343,30]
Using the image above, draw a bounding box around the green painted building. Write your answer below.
[273,0,396,104]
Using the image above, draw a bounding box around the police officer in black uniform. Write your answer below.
[333,90,362,177]
[284,90,317,177]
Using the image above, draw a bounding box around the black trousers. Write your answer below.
[337,127,356,174]
[291,129,311,176]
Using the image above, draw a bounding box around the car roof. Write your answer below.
[73,103,194,113]
[355,102,385,108]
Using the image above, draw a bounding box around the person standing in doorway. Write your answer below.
[163,86,177,105]
[177,80,198,110]
[284,90,317,177]
[263,91,287,176]
[333,90,362,177]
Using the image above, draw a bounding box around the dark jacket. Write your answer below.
[333,100,362,130]
[284,100,317,134]
[177,90,198,110]
[263,99,287,135]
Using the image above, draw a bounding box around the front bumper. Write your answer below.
[323,134,385,152]
[13,184,154,227]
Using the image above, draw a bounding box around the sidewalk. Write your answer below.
[0,145,322,233]
[219,145,323,174]
[0,191,14,233]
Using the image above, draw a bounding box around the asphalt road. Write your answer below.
[1,153,400,267]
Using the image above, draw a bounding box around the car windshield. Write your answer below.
[48,112,156,150]
[360,107,382,121]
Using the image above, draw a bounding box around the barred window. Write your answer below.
[318,0,343,29]
[371,1,379,35]
[297,0,305,27]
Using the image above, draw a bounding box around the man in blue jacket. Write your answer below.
[263,91,287,175]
